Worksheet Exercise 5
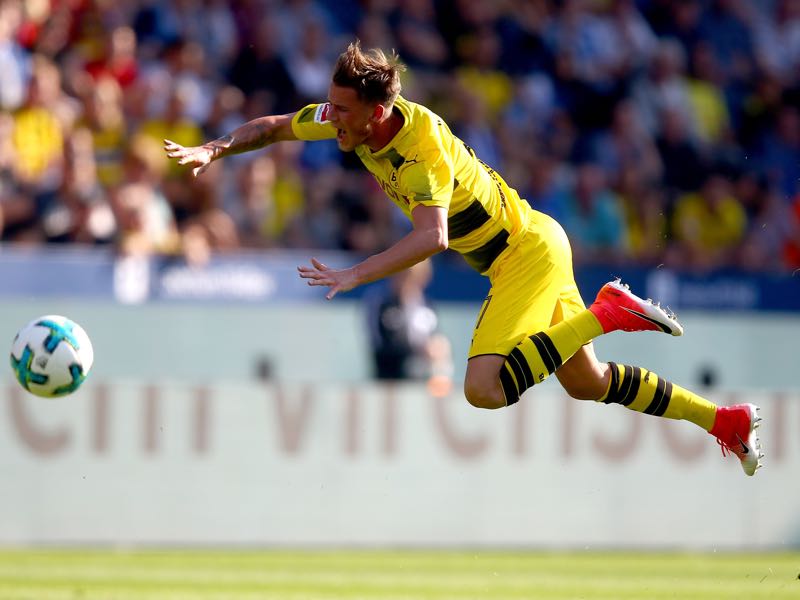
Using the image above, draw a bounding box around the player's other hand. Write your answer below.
[163,139,216,177]
[297,258,359,300]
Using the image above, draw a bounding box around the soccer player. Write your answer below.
[164,41,763,476]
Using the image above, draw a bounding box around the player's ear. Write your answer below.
[371,103,386,122]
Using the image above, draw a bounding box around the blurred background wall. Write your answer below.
[2,383,798,548]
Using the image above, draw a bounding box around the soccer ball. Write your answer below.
[9,315,94,398]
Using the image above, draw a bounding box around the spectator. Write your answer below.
[556,162,628,264]
[203,85,246,140]
[546,0,618,88]
[78,76,127,187]
[233,154,280,248]
[759,105,800,201]
[451,86,503,171]
[232,147,305,249]
[84,25,139,89]
[606,0,659,73]
[227,15,297,114]
[132,1,182,55]
[274,0,344,59]
[735,70,784,151]
[286,19,334,105]
[686,41,731,145]
[655,106,707,196]
[180,208,241,267]
[0,111,38,242]
[616,167,670,266]
[138,82,204,221]
[520,155,571,224]
[392,0,449,73]
[493,0,552,75]
[0,0,797,276]
[110,134,179,257]
[41,127,115,245]
[751,0,800,84]
[671,172,747,270]
[0,0,30,111]
[589,99,663,189]
[355,10,397,54]
[502,71,557,141]
[736,172,797,271]
[633,38,697,138]
[11,55,69,189]
[454,25,514,122]
[192,0,239,73]
[364,258,453,393]
[698,0,755,83]
[283,166,341,250]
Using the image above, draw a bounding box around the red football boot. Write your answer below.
[709,403,764,476]
[589,279,683,336]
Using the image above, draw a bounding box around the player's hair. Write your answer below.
[332,40,405,106]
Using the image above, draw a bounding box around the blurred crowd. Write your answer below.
[0,0,799,272]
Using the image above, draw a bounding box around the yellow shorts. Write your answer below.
[468,210,586,358]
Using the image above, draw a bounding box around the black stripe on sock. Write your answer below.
[651,379,673,416]
[533,332,563,371]
[614,365,634,405]
[620,366,642,407]
[610,364,634,405]
[499,365,519,405]
[644,376,667,415]
[603,362,620,404]
[528,334,556,375]
[507,348,532,394]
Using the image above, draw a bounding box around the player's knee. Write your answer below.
[463,380,506,410]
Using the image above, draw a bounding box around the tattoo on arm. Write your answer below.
[215,134,234,148]
[209,119,276,159]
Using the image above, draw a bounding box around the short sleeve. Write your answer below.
[403,158,453,212]
[291,103,337,141]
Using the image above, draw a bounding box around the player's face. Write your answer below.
[327,83,378,151]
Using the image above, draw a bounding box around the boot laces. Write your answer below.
[716,437,733,457]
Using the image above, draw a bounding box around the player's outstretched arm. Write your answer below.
[164,113,299,176]
[298,205,448,300]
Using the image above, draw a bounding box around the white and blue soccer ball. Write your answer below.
[10,315,94,398]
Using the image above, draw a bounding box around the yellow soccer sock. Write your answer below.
[500,310,603,404]
[599,362,717,431]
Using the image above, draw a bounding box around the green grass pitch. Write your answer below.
[0,549,797,599]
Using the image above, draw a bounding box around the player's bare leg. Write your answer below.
[464,354,506,409]
[554,343,610,400]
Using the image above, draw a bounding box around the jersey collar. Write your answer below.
[364,96,410,157]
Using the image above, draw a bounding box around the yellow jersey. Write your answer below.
[12,107,63,180]
[291,96,532,274]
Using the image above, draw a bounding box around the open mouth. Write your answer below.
[336,129,345,142]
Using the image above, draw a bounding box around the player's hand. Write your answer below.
[297,258,359,300]
[163,139,216,177]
